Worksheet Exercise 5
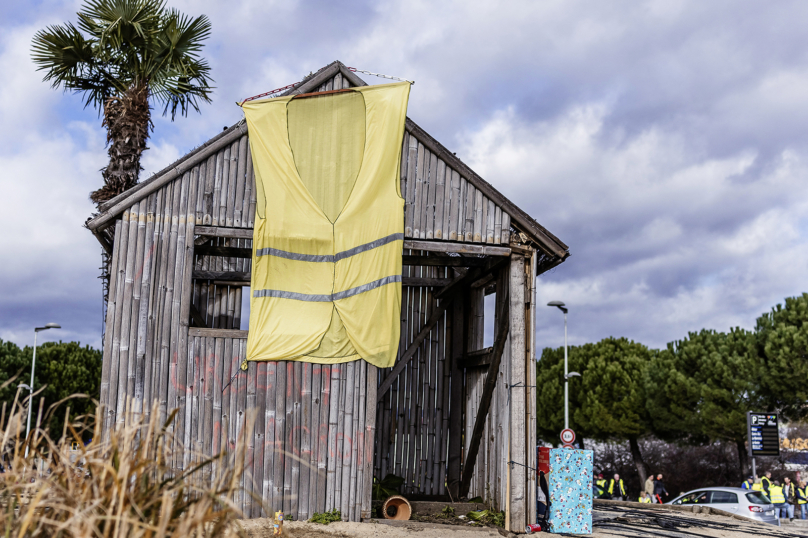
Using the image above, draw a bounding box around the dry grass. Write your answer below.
[0,378,248,538]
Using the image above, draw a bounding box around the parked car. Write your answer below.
[667,487,779,526]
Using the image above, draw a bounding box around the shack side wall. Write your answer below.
[99,71,535,528]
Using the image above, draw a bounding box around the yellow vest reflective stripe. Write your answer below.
[243,82,410,367]
[608,479,625,495]
[752,482,763,491]
[770,485,785,503]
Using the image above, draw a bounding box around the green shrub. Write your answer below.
[309,509,342,524]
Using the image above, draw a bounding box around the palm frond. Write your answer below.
[77,0,164,47]
[148,10,214,119]
[31,22,117,109]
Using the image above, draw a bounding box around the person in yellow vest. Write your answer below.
[595,473,607,497]
[761,471,773,497]
[770,480,787,518]
[609,473,626,501]
[639,491,652,503]
[752,478,763,492]
[797,480,808,520]
[741,476,754,490]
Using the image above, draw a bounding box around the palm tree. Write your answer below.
[32,0,214,206]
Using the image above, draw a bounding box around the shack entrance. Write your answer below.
[86,61,569,532]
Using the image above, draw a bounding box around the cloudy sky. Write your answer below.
[2,0,807,352]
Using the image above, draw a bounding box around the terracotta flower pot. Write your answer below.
[382,495,412,520]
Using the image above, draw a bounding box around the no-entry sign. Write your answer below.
[560,428,576,445]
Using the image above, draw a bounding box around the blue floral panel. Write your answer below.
[546,448,593,534]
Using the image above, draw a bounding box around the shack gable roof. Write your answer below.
[86,61,569,265]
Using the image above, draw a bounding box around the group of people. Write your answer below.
[742,471,808,520]
[594,472,668,503]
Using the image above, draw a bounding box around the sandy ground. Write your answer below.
[239,518,503,538]
[239,502,808,538]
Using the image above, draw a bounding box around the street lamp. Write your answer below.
[26,323,60,456]
[547,301,570,429]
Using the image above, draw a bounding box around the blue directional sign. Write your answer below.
[747,412,780,457]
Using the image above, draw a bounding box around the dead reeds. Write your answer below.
[0,378,248,538]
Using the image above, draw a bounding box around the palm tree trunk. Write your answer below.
[91,83,151,206]
[629,437,648,486]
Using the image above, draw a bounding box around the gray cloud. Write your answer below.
[2,0,808,353]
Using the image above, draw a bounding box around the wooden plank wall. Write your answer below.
[373,251,452,497]
[183,336,376,521]
[99,70,535,527]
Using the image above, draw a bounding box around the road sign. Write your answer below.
[747,412,780,457]
[560,428,576,445]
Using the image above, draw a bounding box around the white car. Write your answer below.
[667,487,780,526]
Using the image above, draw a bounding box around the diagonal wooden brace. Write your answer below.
[376,297,453,403]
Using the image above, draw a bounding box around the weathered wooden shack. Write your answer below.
[86,61,569,531]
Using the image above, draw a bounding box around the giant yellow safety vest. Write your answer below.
[242,82,410,368]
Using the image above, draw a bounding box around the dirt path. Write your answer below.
[239,518,503,538]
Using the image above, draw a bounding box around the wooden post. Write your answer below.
[99,221,122,432]
[508,254,527,531]
[446,288,465,500]
[361,364,377,519]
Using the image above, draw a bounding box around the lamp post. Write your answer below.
[547,301,570,429]
[26,323,60,456]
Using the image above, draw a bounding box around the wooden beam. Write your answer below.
[195,225,253,239]
[471,273,495,289]
[460,283,510,498]
[193,227,512,257]
[375,297,453,403]
[435,257,507,300]
[403,256,485,267]
[192,270,250,281]
[188,328,248,338]
[402,277,453,287]
[212,280,251,287]
[195,244,252,258]
[405,239,510,256]
[91,228,113,254]
[459,347,493,369]
[194,270,477,286]
[189,304,207,328]
[287,62,342,95]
